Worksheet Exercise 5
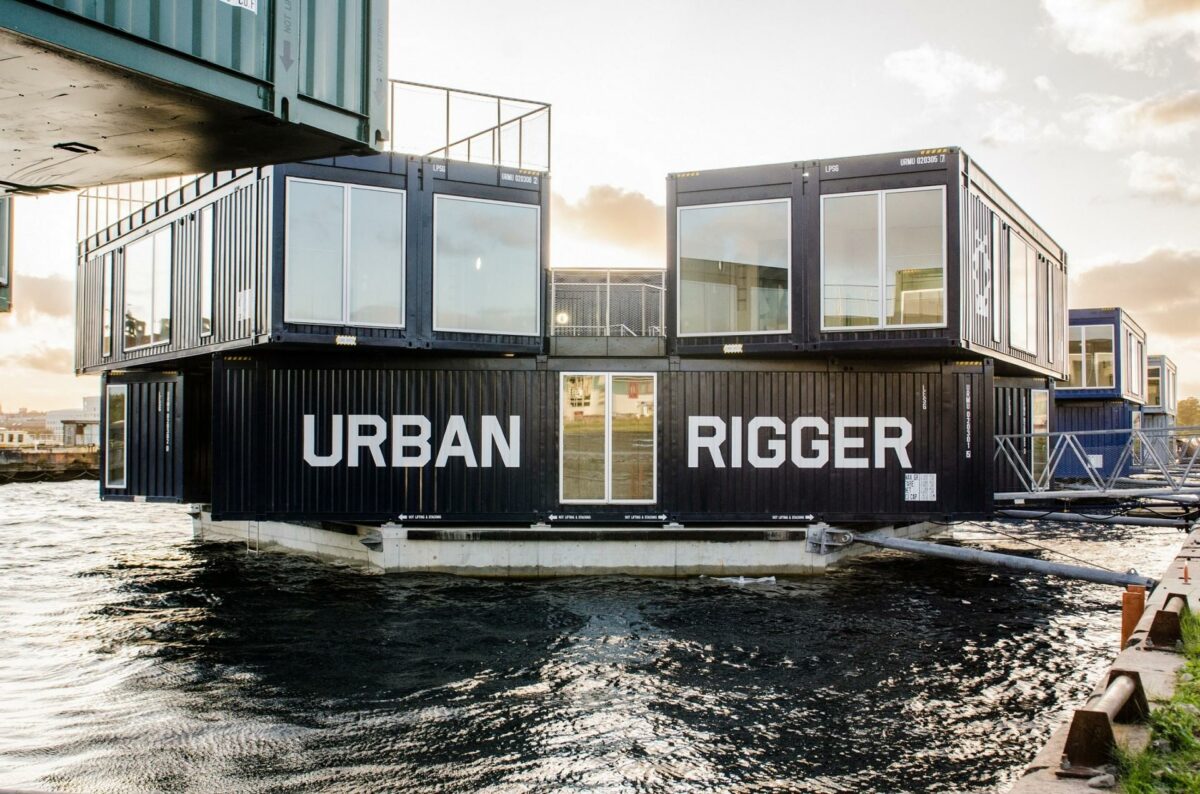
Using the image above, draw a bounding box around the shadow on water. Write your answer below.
[0,482,1186,792]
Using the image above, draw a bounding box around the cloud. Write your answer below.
[1034,75,1057,97]
[1068,90,1200,150]
[1124,150,1200,203]
[12,274,73,322]
[1041,0,1200,71]
[1071,248,1200,338]
[883,46,1005,101]
[11,345,73,374]
[552,186,664,257]
[980,101,1062,146]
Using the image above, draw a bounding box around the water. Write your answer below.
[0,481,1185,793]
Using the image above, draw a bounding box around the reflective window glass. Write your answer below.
[434,195,540,335]
[678,200,790,335]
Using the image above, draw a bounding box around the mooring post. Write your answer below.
[1121,585,1146,649]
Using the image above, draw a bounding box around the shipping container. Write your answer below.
[99,368,211,503]
[1144,354,1178,420]
[666,147,1067,380]
[992,376,1054,495]
[1059,307,1147,404]
[75,153,551,373]
[97,353,997,524]
[0,0,388,192]
[1053,400,1142,480]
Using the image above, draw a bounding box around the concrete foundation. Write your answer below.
[191,512,940,577]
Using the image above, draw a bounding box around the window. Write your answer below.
[1168,368,1177,412]
[434,195,540,335]
[1148,366,1162,407]
[1008,231,1037,355]
[1065,324,1115,388]
[560,373,656,504]
[106,384,127,488]
[1046,261,1054,364]
[677,199,790,335]
[124,225,172,350]
[1133,338,1145,398]
[822,187,946,330]
[991,215,1002,343]
[285,179,406,327]
[101,253,113,357]
[199,206,214,336]
[1031,389,1050,483]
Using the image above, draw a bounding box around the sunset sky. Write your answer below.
[3,0,1199,410]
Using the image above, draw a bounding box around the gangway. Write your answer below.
[993,425,1200,529]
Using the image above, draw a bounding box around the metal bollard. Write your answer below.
[1146,594,1190,650]
[1060,670,1149,776]
[1122,585,1146,649]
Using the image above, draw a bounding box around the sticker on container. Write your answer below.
[235,289,254,322]
[1088,454,1104,469]
[904,473,937,502]
[219,0,257,12]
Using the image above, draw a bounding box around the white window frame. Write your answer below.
[284,177,407,329]
[1148,365,1162,408]
[199,205,214,338]
[123,224,173,352]
[1046,260,1054,365]
[1061,324,1116,390]
[105,383,127,489]
[676,197,793,338]
[1030,388,1050,480]
[820,185,948,332]
[558,371,657,505]
[101,252,114,358]
[432,193,541,336]
[1007,229,1038,356]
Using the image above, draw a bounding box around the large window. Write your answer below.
[124,226,172,350]
[1148,365,1162,407]
[1066,325,1115,388]
[101,253,113,358]
[560,373,656,504]
[822,187,946,330]
[106,384,127,488]
[677,199,790,336]
[285,179,406,327]
[1031,389,1050,483]
[434,195,540,335]
[199,206,214,337]
[1008,231,1037,355]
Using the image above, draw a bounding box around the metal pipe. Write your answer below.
[997,509,1192,528]
[1093,674,1137,719]
[853,534,1158,588]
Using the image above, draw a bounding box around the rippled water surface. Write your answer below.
[0,481,1186,792]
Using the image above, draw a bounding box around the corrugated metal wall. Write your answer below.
[208,355,992,524]
[1055,400,1137,479]
[101,371,211,503]
[76,171,273,372]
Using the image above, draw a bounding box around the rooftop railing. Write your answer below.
[551,269,665,338]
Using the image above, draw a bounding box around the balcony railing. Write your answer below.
[551,269,665,338]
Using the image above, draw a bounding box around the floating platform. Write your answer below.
[193,512,940,577]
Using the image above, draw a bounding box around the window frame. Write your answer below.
[1148,365,1162,408]
[675,197,793,338]
[1007,229,1038,356]
[199,205,214,338]
[820,185,948,332]
[1061,323,1116,390]
[105,383,127,489]
[101,252,113,358]
[122,224,173,353]
[283,177,407,329]
[558,371,657,506]
[432,193,542,337]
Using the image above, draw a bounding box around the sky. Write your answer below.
[2,0,1199,410]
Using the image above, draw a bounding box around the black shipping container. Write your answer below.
[76,153,550,374]
[100,369,211,504]
[667,147,1067,380]
[992,376,1054,495]
[192,353,991,525]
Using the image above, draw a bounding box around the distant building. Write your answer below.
[44,397,100,447]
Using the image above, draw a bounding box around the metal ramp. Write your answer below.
[993,425,1200,529]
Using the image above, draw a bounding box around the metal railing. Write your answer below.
[550,269,665,337]
[387,80,550,171]
[994,425,1200,500]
